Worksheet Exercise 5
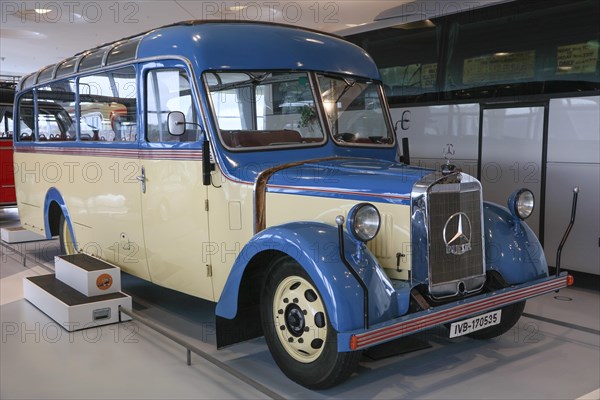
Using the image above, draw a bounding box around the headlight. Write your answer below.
[347,203,381,242]
[509,188,535,220]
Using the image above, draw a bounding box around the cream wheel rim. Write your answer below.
[62,220,75,254]
[272,275,328,363]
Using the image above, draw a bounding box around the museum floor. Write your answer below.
[1,207,599,400]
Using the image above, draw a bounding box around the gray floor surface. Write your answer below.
[1,207,599,400]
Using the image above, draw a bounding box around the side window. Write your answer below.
[17,92,35,141]
[146,69,200,143]
[36,80,77,141]
[79,66,137,142]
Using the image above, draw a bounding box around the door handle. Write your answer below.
[137,165,146,194]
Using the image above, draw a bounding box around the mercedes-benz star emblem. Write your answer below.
[443,143,455,163]
[443,212,472,255]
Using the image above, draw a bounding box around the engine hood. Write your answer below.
[264,157,431,205]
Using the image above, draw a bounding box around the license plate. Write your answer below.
[449,309,502,338]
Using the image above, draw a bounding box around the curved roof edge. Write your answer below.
[19,20,374,91]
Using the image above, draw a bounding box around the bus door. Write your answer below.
[478,103,547,239]
[139,64,214,301]
[71,68,150,280]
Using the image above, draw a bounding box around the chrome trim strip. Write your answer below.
[253,156,342,233]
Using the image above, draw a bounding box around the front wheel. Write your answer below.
[261,256,361,389]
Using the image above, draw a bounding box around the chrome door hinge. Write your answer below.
[137,165,146,194]
[206,264,213,277]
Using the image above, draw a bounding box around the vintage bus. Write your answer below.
[0,84,17,206]
[14,21,572,389]
[341,0,600,276]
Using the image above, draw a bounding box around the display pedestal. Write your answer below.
[23,253,132,331]
[55,254,122,296]
[1,226,47,243]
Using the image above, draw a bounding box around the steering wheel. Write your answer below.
[334,132,357,142]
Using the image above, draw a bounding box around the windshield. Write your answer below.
[317,74,393,145]
[205,71,325,149]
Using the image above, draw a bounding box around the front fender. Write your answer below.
[215,222,403,332]
[483,201,548,284]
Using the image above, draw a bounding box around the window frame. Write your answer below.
[15,90,37,142]
[77,65,139,143]
[35,79,77,142]
[203,70,330,152]
[144,66,202,144]
[315,72,396,149]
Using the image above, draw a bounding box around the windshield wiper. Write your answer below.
[333,78,356,103]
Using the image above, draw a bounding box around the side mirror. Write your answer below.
[167,111,186,136]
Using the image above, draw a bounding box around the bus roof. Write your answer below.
[18,20,380,90]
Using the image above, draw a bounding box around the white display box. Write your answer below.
[1,226,47,243]
[55,254,121,297]
[23,275,132,331]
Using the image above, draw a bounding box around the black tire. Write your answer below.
[58,214,75,255]
[261,256,362,389]
[467,300,525,340]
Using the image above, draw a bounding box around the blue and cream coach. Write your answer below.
[13,21,572,389]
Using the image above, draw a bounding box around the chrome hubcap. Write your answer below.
[285,304,305,337]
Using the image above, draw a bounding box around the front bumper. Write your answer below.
[338,273,571,352]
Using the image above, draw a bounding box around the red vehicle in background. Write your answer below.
[0,84,16,206]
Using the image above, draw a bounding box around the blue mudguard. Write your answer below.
[483,201,548,284]
[215,222,407,332]
[43,187,76,247]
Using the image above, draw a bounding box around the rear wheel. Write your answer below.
[59,214,75,255]
[261,256,361,389]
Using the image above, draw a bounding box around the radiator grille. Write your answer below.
[428,188,484,285]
